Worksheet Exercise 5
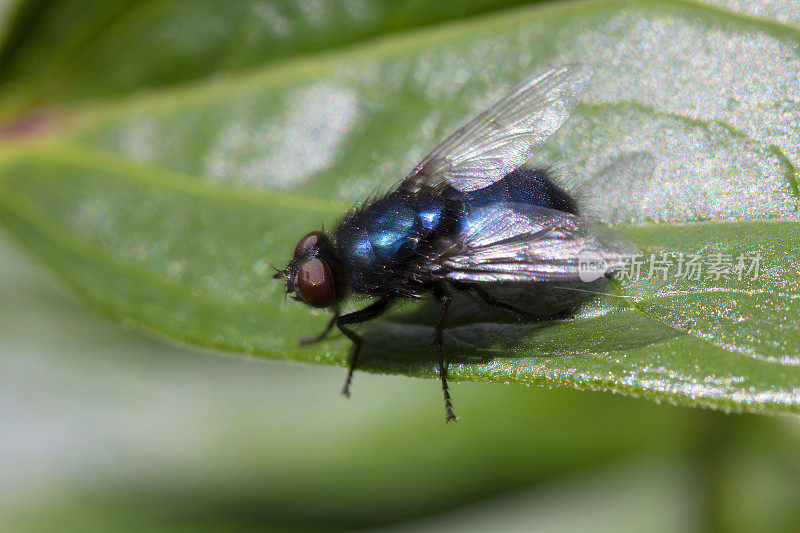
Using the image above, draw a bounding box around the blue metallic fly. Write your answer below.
[274,65,629,422]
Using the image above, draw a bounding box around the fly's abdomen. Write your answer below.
[457,168,578,244]
[465,168,578,215]
[335,194,449,295]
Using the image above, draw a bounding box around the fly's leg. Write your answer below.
[470,284,572,320]
[337,324,361,398]
[433,285,457,423]
[298,314,337,346]
[336,297,393,397]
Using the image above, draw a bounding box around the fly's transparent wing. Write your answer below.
[401,64,592,194]
[419,203,633,283]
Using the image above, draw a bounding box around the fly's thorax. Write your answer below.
[333,192,456,296]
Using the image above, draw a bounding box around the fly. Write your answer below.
[274,65,630,422]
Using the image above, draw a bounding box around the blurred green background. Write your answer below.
[2,1,800,531]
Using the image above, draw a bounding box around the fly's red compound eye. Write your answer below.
[294,231,324,258]
[296,257,334,308]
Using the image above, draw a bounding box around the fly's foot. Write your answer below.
[445,403,458,423]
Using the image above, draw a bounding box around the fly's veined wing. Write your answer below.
[420,203,633,284]
[401,64,592,194]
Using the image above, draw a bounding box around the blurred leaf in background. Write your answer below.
[1,0,800,531]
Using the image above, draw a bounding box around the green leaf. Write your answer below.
[1,0,799,414]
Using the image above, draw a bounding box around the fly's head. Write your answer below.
[273,231,344,309]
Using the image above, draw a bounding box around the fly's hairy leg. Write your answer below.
[434,285,457,423]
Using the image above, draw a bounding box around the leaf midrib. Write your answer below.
[4,138,797,228]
